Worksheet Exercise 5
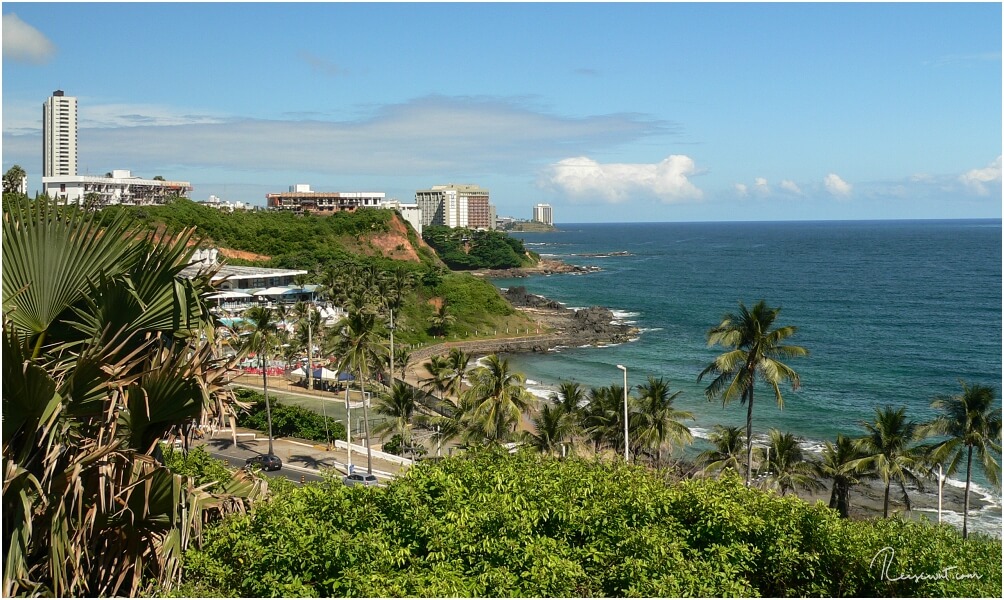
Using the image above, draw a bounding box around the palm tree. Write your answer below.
[922,381,1002,538]
[460,354,535,444]
[551,381,586,416]
[696,425,746,478]
[698,300,808,486]
[333,301,386,474]
[373,381,419,458]
[581,385,627,454]
[632,376,694,466]
[243,305,280,456]
[428,302,455,337]
[2,196,257,596]
[3,164,26,194]
[443,347,472,398]
[420,355,451,397]
[856,406,927,518]
[525,402,577,457]
[816,434,870,518]
[756,429,822,496]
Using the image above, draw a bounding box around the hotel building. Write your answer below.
[415,184,495,229]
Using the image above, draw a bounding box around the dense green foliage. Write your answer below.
[183,450,1001,598]
[97,200,528,345]
[100,199,406,272]
[161,445,235,493]
[236,388,346,443]
[422,225,536,270]
[2,197,259,596]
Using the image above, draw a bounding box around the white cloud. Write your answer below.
[824,173,852,197]
[779,179,802,195]
[546,155,703,203]
[734,183,748,197]
[2,13,55,64]
[959,156,1002,195]
[753,177,770,196]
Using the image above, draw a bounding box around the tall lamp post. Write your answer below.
[616,364,629,462]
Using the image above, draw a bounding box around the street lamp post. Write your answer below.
[617,364,629,462]
[937,463,943,523]
[344,384,352,473]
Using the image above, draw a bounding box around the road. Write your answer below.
[206,448,327,484]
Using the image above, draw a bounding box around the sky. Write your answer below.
[2,1,1001,223]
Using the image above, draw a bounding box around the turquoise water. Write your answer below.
[493,219,1002,533]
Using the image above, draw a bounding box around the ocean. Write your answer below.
[491,219,1002,536]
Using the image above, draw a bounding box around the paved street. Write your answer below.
[192,426,409,486]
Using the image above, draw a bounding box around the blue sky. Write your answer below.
[3,2,1001,222]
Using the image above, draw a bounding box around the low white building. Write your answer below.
[380,199,423,236]
[43,169,192,205]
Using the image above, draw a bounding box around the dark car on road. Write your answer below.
[245,454,282,471]
[342,472,380,487]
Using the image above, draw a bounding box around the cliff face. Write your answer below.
[354,213,442,266]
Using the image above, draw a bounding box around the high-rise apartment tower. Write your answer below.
[533,203,553,226]
[43,90,78,177]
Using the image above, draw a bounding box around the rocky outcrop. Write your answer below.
[476,259,601,279]
[503,286,637,346]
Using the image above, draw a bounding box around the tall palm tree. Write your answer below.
[373,381,419,457]
[756,429,823,496]
[2,196,257,596]
[525,402,577,457]
[443,347,472,398]
[816,434,870,518]
[460,354,535,444]
[581,385,627,454]
[428,302,455,337]
[551,381,586,416]
[333,301,386,474]
[420,355,451,395]
[856,406,927,518]
[243,305,279,456]
[922,381,1002,538]
[632,376,694,466]
[698,300,808,486]
[696,425,746,478]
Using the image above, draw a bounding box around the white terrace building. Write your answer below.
[43,170,192,206]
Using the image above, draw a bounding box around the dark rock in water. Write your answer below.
[504,286,568,311]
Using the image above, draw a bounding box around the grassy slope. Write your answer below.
[102,200,532,344]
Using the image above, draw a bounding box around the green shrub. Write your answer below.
[161,444,234,493]
[237,389,346,443]
[183,450,1001,597]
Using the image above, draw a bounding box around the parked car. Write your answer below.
[245,454,282,471]
[342,472,380,487]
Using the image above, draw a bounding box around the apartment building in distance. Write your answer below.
[44,170,193,205]
[533,203,554,226]
[43,90,77,178]
[41,91,192,205]
[415,184,495,229]
[267,184,385,213]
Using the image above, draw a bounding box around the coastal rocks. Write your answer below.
[503,286,566,310]
[477,259,601,279]
[503,286,638,346]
